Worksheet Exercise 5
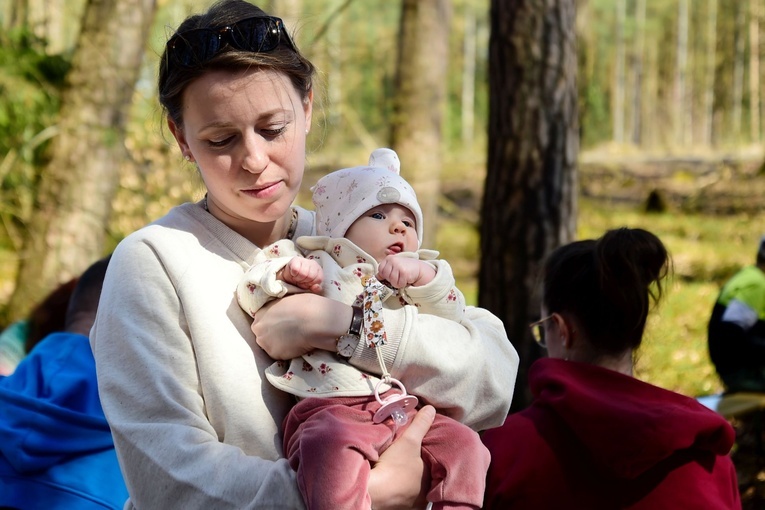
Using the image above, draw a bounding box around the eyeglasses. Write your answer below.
[529,315,554,348]
[166,16,295,68]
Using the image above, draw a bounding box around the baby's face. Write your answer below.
[345,204,419,262]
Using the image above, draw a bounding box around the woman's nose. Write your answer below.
[241,134,268,174]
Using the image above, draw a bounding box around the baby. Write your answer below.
[237,148,489,510]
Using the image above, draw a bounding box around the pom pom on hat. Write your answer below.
[368,148,400,173]
[311,148,424,246]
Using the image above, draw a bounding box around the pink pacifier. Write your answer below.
[373,377,419,426]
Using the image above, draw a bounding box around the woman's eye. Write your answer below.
[262,126,287,139]
[207,136,234,148]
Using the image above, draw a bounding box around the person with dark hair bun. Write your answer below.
[482,227,741,509]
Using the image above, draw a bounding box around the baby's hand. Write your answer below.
[377,255,436,289]
[282,257,323,294]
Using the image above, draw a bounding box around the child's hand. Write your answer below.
[377,256,436,289]
[282,258,323,294]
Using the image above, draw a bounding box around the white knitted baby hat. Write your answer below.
[312,148,424,246]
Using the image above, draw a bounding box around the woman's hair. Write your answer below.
[158,0,316,127]
[25,277,79,353]
[541,227,671,356]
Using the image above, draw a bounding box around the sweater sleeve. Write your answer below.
[236,240,304,318]
[350,297,519,431]
[399,259,466,322]
[90,237,305,510]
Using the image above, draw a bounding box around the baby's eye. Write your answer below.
[370,212,385,220]
[403,220,414,228]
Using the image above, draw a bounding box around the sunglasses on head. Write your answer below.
[166,16,295,68]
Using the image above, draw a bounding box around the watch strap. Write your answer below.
[337,306,364,359]
[347,305,363,337]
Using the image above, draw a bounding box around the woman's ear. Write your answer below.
[303,89,314,132]
[553,313,574,349]
[168,117,191,157]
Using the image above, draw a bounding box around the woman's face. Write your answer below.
[169,68,312,241]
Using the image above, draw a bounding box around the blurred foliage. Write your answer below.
[0,28,69,251]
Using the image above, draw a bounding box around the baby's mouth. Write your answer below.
[387,243,404,254]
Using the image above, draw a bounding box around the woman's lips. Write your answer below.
[242,181,282,199]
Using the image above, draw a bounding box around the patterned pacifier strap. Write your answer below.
[361,275,394,380]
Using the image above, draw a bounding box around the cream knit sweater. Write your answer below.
[91,201,518,510]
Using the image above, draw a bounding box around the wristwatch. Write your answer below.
[336,305,363,359]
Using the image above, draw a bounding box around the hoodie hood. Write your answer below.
[0,332,114,472]
[530,358,735,479]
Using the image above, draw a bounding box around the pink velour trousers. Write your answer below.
[282,394,489,510]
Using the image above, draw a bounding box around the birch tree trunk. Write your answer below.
[704,0,718,146]
[631,0,646,145]
[675,0,689,145]
[750,0,760,142]
[6,0,157,321]
[614,0,626,143]
[271,0,302,40]
[480,0,578,411]
[734,2,746,138]
[390,0,451,246]
[461,2,476,147]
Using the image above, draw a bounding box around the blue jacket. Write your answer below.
[0,332,128,509]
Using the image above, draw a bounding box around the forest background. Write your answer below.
[1,0,765,402]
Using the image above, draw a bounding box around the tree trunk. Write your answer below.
[271,0,302,41]
[631,0,646,145]
[733,2,746,138]
[750,0,760,142]
[461,2,476,147]
[390,0,451,247]
[675,0,689,145]
[6,0,157,321]
[6,0,28,31]
[614,0,626,144]
[704,0,718,146]
[480,0,578,411]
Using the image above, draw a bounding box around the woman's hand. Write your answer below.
[251,293,352,359]
[368,405,436,509]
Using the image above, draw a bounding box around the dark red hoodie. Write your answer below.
[482,358,741,509]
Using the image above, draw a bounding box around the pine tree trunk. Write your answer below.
[390,0,451,247]
[7,0,157,321]
[480,0,578,411]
